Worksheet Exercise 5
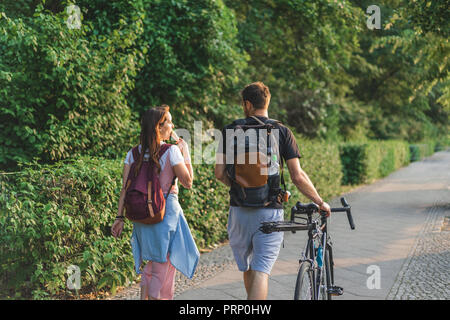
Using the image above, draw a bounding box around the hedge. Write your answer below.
[0,8,142,171]
[339,140,410,185]
[0,157,135,299]
[284,138,343,211]
[409,141,437,162]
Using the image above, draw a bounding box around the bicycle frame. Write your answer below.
[299,212,333,299]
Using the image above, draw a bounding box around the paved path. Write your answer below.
[174,150,450,300]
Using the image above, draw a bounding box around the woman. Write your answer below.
[111,105,199,300]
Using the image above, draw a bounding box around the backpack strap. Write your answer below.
[159,143,171,157]
[250,116,266,125]
[131,145,140,164]
[164,176,177,200]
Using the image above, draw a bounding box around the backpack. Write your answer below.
[124,144,176,224]
[225,116,287,207]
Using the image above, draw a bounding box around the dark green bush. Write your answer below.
[409,144,421,162]
[340,140,410,185]
[339,143,367,185]
[0,7,142,171]
[409,141,438,162]
[0,156,136,299]
[285,137,343,209]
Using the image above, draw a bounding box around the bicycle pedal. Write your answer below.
[327,286,344,296]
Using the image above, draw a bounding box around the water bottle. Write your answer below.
[268,151,280,176]
[316,246,323,268]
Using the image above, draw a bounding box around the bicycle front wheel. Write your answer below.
[294,261,314,300]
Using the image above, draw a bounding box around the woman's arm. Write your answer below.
[172,140,193,189]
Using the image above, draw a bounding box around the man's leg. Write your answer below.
[243,269,252,296]
[243,269,269,300]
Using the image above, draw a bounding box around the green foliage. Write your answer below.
[350,0,449,142]
[0,5,143,171]
[339,143,367,185]
[409,141,438,162]
[124,0,247,131]
[434,135,450,152]
[339,140,410,185]
[0,157,136,299]
[1,0,448,171]
[226,0,364,138]
[409,144,421,162]
[284,137,343,209]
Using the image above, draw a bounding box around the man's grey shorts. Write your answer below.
[227,206,284,275]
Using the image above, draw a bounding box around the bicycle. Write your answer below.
[259,197,355,300]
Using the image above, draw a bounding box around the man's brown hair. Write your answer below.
[241,81,271,109]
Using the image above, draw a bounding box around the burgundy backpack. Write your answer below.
[124,144,175,224]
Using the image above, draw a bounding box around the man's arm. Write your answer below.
[286,157,331,215]
[215,154,232,187]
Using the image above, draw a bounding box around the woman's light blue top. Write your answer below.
[130,193,199,279]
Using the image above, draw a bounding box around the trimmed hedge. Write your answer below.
[284,138,343,210]
[339,140,410,185]
[409,142,437,162]
[0,157,134,299]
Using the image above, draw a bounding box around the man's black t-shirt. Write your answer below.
[217,116,301,209]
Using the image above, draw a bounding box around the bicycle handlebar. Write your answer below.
[340,197,355,230]
[293,197,355,230]
[260,197,355,234]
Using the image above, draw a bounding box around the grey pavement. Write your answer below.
[110,150,450,300]
[174,150,450,300]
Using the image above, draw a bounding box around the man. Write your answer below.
[215,81,331,300]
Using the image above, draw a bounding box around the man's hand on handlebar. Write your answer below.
[319,202,331,217]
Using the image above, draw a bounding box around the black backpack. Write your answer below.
[225,116,287,207]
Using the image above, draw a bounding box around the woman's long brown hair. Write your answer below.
[133,105,170,177]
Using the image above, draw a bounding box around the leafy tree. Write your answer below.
[0,3,143,170]
[126,0,247,130]
[225,0,365,138]
[349,0,449,141]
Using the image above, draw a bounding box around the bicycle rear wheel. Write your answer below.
[294,261,314,300]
